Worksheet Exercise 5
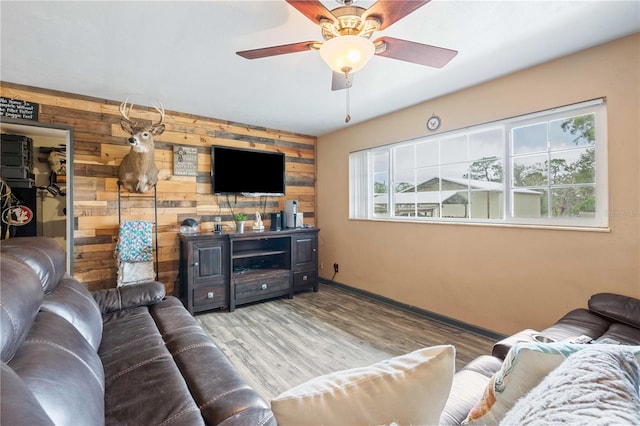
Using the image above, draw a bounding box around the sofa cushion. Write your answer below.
[271,345,455,426]
[100,304,205,425]
[595,322,640,345]
[41,275,103,350]
[500,346,640,425]
[151,297,274,425]
[9,311,105,426]
[539,308,612,341]
[100,297,276,425]
[589,292,640,329]
[0,256,44,363]
[462,342,640,425]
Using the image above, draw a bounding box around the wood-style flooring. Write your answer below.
[196,283,496,402]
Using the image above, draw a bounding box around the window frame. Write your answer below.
[349,99,608,230]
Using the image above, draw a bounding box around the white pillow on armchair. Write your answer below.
[270,345,455,426]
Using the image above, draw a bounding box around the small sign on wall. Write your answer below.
[0,97,39,121]
[173,145,198,176]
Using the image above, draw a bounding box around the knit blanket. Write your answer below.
[116,220,154,287]
[500,346,640,425]
[116,220,154,262]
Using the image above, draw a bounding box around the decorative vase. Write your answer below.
[235,221,245,233]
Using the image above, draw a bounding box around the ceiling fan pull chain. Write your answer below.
[345,87,351,123]
[345,70,352,123]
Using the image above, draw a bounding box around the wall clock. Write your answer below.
[427,114,441,131]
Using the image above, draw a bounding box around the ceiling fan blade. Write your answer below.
[331,71,353,91]
[285,0,335,24]
[374,36,458,68]
[364,0,431,31]
[236,41,320,59]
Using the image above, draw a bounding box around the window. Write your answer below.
[350,99,608,229]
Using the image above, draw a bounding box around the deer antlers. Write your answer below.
[152,101,165,126]
[119,98,135,127]
[119,97,165,129]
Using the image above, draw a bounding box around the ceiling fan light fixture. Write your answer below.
[319,35,375,74]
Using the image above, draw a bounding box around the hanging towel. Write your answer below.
[117,261,155,287]
[116,220,154,262]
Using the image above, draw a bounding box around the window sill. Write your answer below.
[349,217,611,233]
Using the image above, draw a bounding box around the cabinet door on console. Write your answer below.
[193,240,228,285]
[181,237,230,313]
[293,233,318,271]
[293,231,319,292]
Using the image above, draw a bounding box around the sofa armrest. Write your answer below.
[439,355,502,425]
[92,281,165,315]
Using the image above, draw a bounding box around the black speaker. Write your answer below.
[270,213,281,231]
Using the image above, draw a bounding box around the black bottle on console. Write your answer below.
[280,210,287,229]
[270,212,281,231]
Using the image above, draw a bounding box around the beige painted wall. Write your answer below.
[317,34,640,336]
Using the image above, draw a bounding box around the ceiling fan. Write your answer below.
[236,0,458,121]
[237,0,457,84]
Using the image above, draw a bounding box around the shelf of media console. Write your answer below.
[231,249,288,260]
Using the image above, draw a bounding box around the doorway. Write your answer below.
[0,119,74,273]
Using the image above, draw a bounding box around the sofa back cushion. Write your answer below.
[0,256,44,363]
[589,293,640,329]
[41,275,103,350]
[0,236,66,294]
[9,311,105,426]
[1,362,54,425]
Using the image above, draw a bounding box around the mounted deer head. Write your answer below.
[118,98,165,193]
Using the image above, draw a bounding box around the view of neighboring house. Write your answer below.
[375,177,542,219]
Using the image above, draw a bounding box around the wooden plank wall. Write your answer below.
[0,82,317,292]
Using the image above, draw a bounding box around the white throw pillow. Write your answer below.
[270,345,455,426]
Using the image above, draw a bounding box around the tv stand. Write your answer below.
[230,232,293,311]
[177,228,319,313]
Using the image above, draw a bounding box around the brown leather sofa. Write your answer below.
[0,237,276,426]
[439,291,640,425]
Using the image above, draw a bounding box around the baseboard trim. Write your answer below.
[319,279,506,341]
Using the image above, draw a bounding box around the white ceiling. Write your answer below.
[1,1,638,137]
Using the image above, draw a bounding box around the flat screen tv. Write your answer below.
[211,146,286,196]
